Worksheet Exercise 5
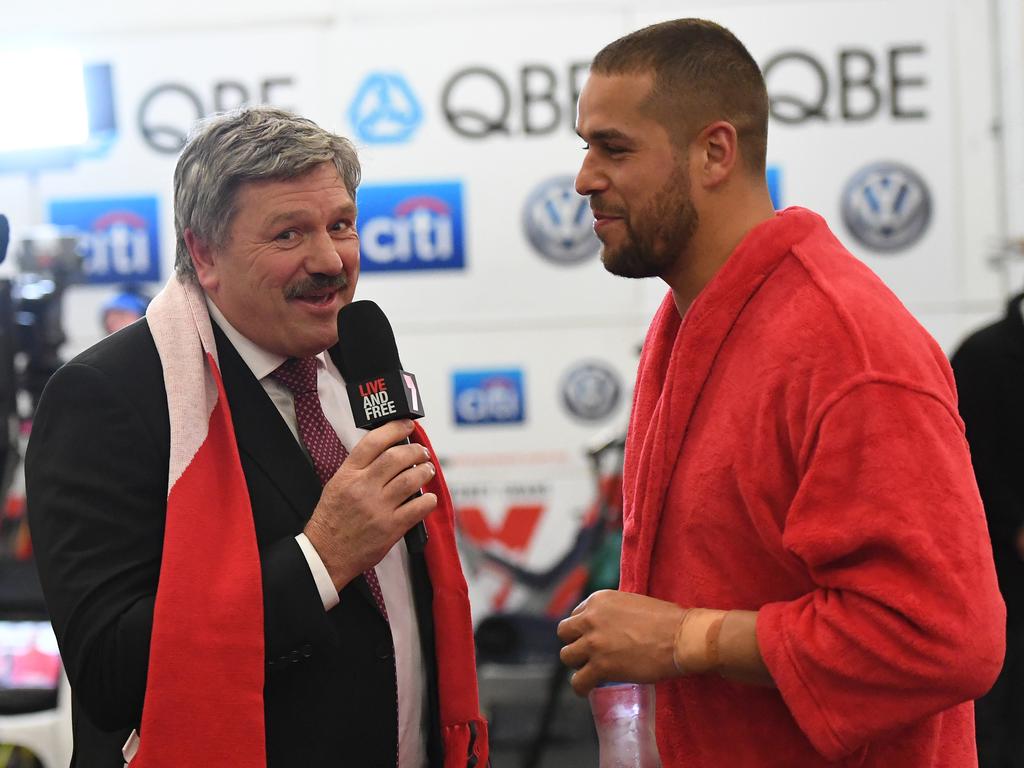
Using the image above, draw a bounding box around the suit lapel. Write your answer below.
[212,322,321,525]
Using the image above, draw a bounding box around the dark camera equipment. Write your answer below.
[0,214,83,502]
[1,214,17,505]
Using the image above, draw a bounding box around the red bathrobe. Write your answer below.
[621,207,1005,767]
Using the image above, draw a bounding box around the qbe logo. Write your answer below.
[452,369,525,426]
[348,72,423,145]
[357,182,466,272]
[47,196,160,284]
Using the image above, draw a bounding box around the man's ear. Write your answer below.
[184,229,218,292]
[695,120,740,189]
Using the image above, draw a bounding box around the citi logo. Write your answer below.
[48,196,161,283]
[87,211,151,275]
[357,182,466,273]
[452,369,525,426]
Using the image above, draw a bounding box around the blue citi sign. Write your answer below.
[452,369,525,426]
[48,196,161,284]
[356,182,466,272]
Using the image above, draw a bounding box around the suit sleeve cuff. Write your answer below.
[295,533,340,611]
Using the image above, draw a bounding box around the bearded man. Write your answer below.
[558,18,1005,768]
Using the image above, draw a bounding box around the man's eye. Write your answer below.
[275,230,298,242]
[330,221,353,232]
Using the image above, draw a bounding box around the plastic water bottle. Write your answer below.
[588,682,662,767]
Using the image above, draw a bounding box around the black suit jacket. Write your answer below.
[26,318,441,767]
[951,293,1024,626]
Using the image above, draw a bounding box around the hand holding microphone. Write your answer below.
[302,300,433,591]
[336,300,430,553]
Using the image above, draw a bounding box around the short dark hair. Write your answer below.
[591,18,768,174]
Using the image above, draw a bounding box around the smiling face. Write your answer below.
[189,162,360,358]
[575,71,699,279]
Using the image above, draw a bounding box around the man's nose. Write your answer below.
[306,231,345,274]
[575,152,607,197]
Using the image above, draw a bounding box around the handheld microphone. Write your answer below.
[0,215,9,265]
[336,300,428,553]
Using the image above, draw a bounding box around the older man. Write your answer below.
[27,106,487,768]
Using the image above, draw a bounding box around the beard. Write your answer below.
[597,165,698,279]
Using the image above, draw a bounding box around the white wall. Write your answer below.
[0,0,1013,620]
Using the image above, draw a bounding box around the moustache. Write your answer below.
[589,196,626,218]
[284,273,349,300]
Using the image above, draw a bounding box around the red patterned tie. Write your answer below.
[271,356,389,619]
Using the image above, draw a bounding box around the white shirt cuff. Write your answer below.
[295,533,340,611]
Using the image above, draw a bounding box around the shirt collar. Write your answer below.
[204,296,328,381]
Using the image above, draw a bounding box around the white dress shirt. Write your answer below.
[207,300,427,768]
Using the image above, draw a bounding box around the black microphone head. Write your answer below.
[0,215,9,266]
[336,300,424,428]
[336,299,403,380]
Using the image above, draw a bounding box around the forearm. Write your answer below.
[556,591,773,695]
[673,608,774,686]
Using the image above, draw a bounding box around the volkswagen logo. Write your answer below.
[840,161,931,253]
[522,176,599,265]
[347,72,423,145]
[561,361,621,422]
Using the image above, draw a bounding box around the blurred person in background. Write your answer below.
[26,106,487,768]
[99,286,150,335]
[952,294,1024,768]
[557,18,1005,768]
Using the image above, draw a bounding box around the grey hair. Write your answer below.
[173,105,361,281]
